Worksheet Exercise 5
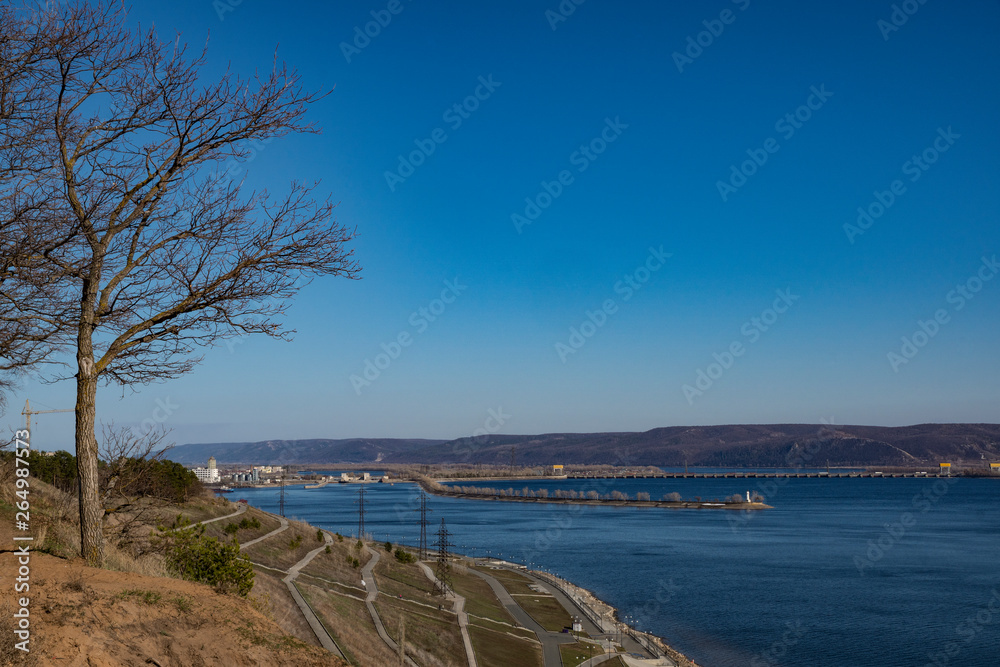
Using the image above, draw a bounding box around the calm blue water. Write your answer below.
[235,477,1000,667]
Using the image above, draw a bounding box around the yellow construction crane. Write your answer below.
[22,399,73,433]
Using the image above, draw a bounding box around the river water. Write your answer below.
[233,475,1000,666]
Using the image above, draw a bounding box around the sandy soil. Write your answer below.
[0,548,345,667]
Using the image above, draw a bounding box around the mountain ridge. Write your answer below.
[164,423,1000,467]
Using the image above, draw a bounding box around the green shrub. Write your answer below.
[158,524,254,597]
[316,529,324,542]
[324,545,331,554]
[384,541,393,552]
[394,548,416,564]
[237,516,261,531]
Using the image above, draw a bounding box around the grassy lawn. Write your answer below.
[513,593,573,632]
[467,615,537,641]
[475,566,537,595]
[468,624,543,667]
[375,595,466,667]
[449,566,517,625]
[559,641,607,667]
[474,566,574,632]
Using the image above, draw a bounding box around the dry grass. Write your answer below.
[375,595,466,667]
[200,506,282,545]
[300,536,368,590]
[0,602,39,667]
[299,582,398,667]
[468,624,543,667]
[250,567,321,647]
[242,520,325,571]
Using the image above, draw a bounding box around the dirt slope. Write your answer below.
[0,549,345,667]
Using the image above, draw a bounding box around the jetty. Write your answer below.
[567,471,943,479]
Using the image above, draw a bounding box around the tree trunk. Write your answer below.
[76,359,103,565]
[76,265,104,566]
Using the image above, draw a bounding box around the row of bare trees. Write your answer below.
[1,2,359,565]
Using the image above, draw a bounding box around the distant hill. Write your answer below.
[166,424,1000,468]
[165,438,447,465]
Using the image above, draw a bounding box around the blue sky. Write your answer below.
[11,0,1000,448]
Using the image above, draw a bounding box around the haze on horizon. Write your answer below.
[9,0,999,449]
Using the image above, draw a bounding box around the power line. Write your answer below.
[433,518,454,596]
[356,484,367,540]
[278,470,286,517]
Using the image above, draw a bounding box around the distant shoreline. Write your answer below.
[417,478,772,510]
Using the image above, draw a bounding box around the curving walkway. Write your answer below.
[281,530,346,659]
[360,549,420,667]
[234,512,344,660]
[197,501,246,525]
[418,562,478,667]
[238,515,288,550]
[468,567,576,667]
[521,568,667,664]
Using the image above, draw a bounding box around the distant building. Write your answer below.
[552,464,564,474]
[193,466,220,483]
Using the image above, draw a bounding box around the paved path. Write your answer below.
[235,514,345,659]
[418,562,478,667]
[361,549,419,667]
[468,567,576,667]
[197,502,246,525]
[522,568,666,664]
[281,531,346,658]
[239,515,288,550]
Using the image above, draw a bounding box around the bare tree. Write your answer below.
[0,3,359,565]
[0,4,76,409]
